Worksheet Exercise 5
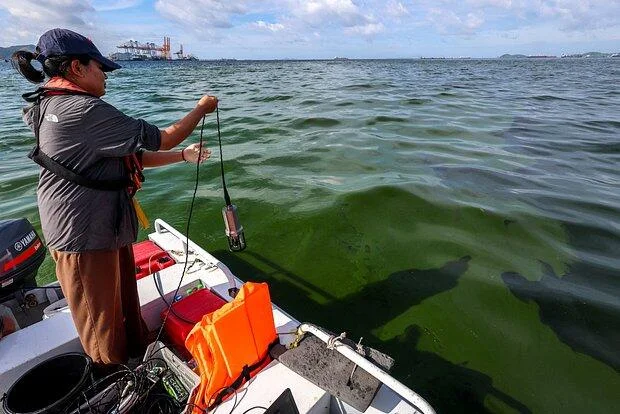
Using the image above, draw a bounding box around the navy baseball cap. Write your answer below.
[36,28,121,72]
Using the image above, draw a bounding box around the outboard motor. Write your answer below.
[0,219,45,298]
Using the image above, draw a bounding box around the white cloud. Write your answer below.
[155,0,247,29]
[0,0,94,23]
[465,12,485,30]
[92,0,142,12]
[254,20,285,32]
[152,0,387,40]
[345,22,385,36]
[302,0,358,17]
[465,0,513,7]
[462,0,620,31]
[427,8,485,34]
[536,0,620,31]
[0,0,96,44]
[291,0,373,28]
[151,0,620,54]
[386,1,409,19]
[477,21,620,48]
[1,0,618,57]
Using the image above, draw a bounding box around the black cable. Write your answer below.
[154,114,206,345]
[216,106,231,206]
[72,368,136,413]
[69,353,177,413]
[142,108,234,413]
[140,356,168,372]
[241,406,267,414]
[144,393,181,414]
[205,385,238,413]
[183,402,206,414]
[144,342,171,362]
[153,271,199,325]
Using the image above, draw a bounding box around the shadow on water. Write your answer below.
[215,250,531,413]
[322,256,471,334]
[493,112,620,373]
[496,115,620,370]
[502,223,620,372]
[381,326,531,414]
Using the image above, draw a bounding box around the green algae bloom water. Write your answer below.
[1,58,618,413]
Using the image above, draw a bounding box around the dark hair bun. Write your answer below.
[11,50,45,84]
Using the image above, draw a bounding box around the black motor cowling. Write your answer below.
[0,219,45,296]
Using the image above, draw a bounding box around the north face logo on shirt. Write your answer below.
[44,114,59,123]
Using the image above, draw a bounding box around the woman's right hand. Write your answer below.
[197,95,218,115]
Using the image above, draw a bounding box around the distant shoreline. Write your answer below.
[1,44,618,61]
[102,55,620,62]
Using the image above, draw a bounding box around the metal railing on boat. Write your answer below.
[299,323,436,414]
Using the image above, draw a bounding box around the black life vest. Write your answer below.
[23,87,135,192]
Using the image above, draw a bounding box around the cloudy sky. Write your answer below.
[0,0,618,59]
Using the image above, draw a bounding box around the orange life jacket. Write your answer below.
[185,282,278,411]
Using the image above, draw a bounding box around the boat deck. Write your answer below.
[0,221,426,414]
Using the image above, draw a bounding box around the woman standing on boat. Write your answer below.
[12,28,218,367]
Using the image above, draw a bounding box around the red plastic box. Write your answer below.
[161,288,227,359]
[132,240,175,280]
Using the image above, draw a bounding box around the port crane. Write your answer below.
[116,37,171,59]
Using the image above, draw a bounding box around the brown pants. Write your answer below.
[51,246,147,364]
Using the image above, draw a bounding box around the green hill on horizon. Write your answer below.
[499,54,528,59]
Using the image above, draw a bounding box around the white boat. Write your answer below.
[0,218,435,414]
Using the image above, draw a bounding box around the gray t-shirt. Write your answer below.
[23,94,161,252]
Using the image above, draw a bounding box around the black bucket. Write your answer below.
[2,353,92,414]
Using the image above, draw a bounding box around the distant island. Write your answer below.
[560,52,619,58]
[500,52,619,59]
[0,44,35,61]
[499,54,556,59]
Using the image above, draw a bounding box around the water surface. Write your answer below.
[1,58,619,413]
